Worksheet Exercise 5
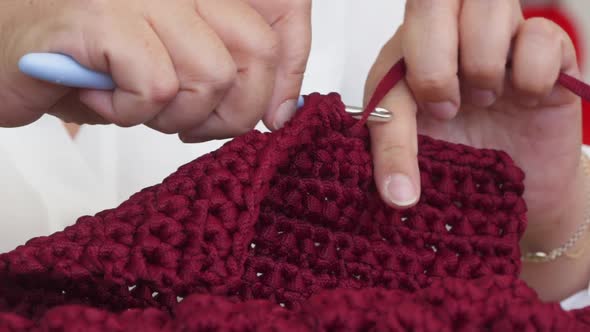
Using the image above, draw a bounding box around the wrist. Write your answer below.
[520,153,588,255]
[520,152,590,301]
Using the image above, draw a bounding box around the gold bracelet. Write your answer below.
[521,152,590,263]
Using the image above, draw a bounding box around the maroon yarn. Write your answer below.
[2,59,590,330]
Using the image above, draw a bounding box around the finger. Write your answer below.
[511,18,580,108]
[181,0,280,141]
[402,0,461,119]
[48,90,108,125]
[178,111,248,142]
[366,33,420,208]
[73,12,179,127]
[460,0,521,108]
[247,0,312,130]
[145,2,237,134]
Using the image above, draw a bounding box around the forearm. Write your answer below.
[520,154,590,301]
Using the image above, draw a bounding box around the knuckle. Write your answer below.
[254,31,281,65]
[148,118,178,135]
[145,76,179,104]
[112,103,169,128]
[515,78,551,96]
[158,127,178,135]
[111,115,142,128]
[178,133,192,144]
[525,18,559,34]
[379,143,416,158]
[463,60,504,84]
[223,119,258,138]
[410,71,454,94]
[524,18,562,43]
[206,62,238,92]
[230,121,257,137]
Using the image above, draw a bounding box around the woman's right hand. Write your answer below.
[0,0,311,141]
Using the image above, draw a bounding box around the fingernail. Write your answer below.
[273,99,298,129]
[424,101,458,119]
[385,173,418,207]
[469,88,496,108]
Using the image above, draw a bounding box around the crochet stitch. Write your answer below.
[1,60,590,331]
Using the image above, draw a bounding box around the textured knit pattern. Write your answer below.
[0,93,588,331]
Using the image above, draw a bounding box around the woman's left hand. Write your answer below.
[365,0,585,300]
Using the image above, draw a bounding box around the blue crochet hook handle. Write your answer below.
[19,53,116,90]
[18,52,390,121]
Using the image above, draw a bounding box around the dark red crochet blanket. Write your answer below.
[4,57,590,331]
[0,92,588,331]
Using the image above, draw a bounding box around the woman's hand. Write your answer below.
[366,0,585,300]
[0,0,311,141]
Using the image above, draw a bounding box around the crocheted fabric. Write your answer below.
[2,61,590,331]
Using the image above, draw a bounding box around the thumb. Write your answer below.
[247,0,312,130]
[365,32,420,208]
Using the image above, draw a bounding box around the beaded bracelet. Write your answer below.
[521,152,590,263]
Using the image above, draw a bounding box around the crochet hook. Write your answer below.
[18,52,392,122]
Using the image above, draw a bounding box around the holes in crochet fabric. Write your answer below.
[0,94,530,329]
[141,247,167,266]
[245,130,524,307]
[336,237,351,251]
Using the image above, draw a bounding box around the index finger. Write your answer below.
[366,32,420,209]
[247,0,312,130]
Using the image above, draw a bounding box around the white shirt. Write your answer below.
[0,0,587,310]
